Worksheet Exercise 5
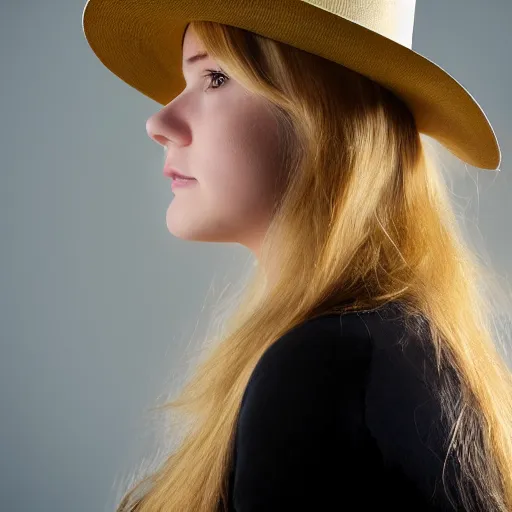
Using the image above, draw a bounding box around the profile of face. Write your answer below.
[146,24,284,257]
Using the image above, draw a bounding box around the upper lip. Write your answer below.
[163,163,195,180]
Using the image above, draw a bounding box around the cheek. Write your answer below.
[203,172,273,218]
[198,104,282,194]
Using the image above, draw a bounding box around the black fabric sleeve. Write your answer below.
[364,335,465,510]
[230,317,464,511]
[231,321,369,511]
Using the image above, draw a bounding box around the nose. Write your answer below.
[146,114,170,147]
[146,100,190,149]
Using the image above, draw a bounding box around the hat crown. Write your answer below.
[307,0,417,48]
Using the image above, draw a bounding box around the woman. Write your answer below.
[82,1,512,510]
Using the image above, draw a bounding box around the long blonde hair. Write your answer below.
[116,21,512,511]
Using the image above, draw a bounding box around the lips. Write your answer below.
[173,175,196,181]
[163,164,195,180]
[171,171,195,180]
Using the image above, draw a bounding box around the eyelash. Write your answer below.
[203,69,229,91]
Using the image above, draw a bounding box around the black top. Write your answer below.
[225,302,469,511]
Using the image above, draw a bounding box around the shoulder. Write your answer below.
[238,306,374,410]
[232,302,459,508]
[236,301,439,457]
[232,308,377,509]
[242,300,420,401]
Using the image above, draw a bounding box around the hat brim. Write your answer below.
[82,0,501,170]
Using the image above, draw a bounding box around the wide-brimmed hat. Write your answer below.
[82,0,501,170]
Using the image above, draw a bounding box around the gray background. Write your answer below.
[1,1,511,511]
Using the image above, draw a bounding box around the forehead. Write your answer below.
[182,25,207,64]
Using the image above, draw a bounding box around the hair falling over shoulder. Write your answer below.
[115,20,512,512]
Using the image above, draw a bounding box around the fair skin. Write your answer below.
[146,24,284,259]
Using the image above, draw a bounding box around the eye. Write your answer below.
[203,70,229,91]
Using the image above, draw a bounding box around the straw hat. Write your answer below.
[82,0,501,170]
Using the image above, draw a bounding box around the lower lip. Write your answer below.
[171,177,197,190]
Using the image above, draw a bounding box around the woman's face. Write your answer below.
[146,25,284,257]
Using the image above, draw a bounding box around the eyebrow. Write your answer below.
[183,52,209,67]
